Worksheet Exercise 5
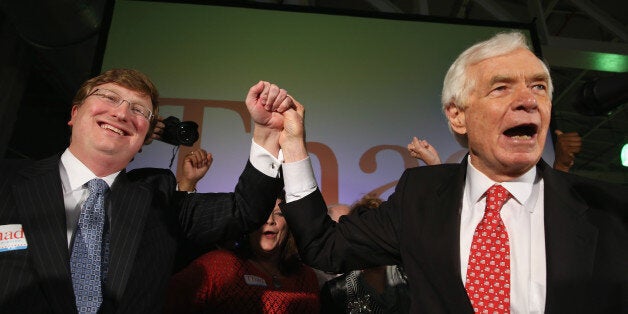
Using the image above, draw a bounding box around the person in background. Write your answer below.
[143,115,166,145]
[407,131,583,174]
[0,69,292,313]
[164,192,320,314]
[177,149,213,192]
[552,129,582,172]
[143,117,210,194]
[320,194,410,314]
[327,203,352,222]
[312,203,354,288]
[273,31,628,313]
[407,136,441,166]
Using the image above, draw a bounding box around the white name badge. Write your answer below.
[244,274,267,287]
[0,224,28,252]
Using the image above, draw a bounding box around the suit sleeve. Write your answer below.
[177,161,283,246]
[282,169,412,273]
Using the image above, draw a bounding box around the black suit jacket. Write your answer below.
[283,159,627,313]
[0,154,283,313]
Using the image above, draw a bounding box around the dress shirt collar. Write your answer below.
[466,156,539,213]
[60,148,119,192]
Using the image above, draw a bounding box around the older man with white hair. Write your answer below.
[272,31,628,313]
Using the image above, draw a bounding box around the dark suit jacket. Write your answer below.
[0,154,283,313]
[283,159,628,313]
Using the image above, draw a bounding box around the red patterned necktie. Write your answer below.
[465,184,512,314]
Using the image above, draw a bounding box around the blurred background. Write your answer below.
[1,0,627,185]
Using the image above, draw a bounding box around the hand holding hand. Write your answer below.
[246,81,294,157]
[279,97,308,163]
[246,81,294,129]
[407,137,441,166]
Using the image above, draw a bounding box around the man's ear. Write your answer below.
[445,103,467,135]
[67,105,79,126]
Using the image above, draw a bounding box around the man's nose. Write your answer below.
[111,100,132,119]
[514,86,538,111]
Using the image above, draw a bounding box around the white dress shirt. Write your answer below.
[281,154,547,313]
[461,159,546,313]
[60,149,118,248]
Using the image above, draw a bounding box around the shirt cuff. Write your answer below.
[175,184,196,193]
[250,139,283,178]
[283,156,317,203]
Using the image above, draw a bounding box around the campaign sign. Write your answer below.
[0,224,28,252]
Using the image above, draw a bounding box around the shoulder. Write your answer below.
[0,159,33,184]
[403,163,462,178]
[544,168,628,221]
[1,155,59,176]
[124,167,177,188]
[0,158,34,172]
[126,167,175,181]
[1,155,60,188]
[397,163,464,190]
[299,264,322,286]
[190,249,243,269]
[172,249,244,286]
[546,166,628,200]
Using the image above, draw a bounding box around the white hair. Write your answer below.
[441,31,554,147]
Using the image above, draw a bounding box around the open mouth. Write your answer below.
[99,123,126,136]
[503,123,537,140]
[262,231,278,238]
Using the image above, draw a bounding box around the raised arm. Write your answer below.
[246,81,295,158]
[178,149,213,192]
[407,136,441,166]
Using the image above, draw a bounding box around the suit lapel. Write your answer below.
[102,170,153,306]
[14,155,77,314]
[540,163,597,310]
[419,162,474,312]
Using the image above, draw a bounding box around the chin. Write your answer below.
[503,155,540,172]
[260,244,277,253]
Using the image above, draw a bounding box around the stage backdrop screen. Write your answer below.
[101,0,554,205]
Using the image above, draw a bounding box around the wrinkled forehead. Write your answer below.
[470,49,549,84]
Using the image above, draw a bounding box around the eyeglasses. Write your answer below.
[87,88,154,121]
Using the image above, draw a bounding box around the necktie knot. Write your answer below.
[87,178,108,195]
[485,184,511,213]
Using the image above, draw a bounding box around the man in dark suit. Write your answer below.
[0,69,295,313]
[274,32,628,313]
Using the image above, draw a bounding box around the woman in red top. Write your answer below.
[164,193,320,313]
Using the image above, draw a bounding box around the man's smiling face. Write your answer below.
[68,83,152,167]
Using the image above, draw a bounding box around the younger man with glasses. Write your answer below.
[0,69,294,313]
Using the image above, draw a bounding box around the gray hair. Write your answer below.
[441,31,554,147]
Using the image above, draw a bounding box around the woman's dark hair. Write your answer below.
[231,190,302,276]
[350,193,383,212]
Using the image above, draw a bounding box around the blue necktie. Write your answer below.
[70,178,109,313]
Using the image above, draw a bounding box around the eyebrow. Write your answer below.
[489,75,515,86]
[528,73,550,83]
[489,73,549,86]
[101,88,150,107]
